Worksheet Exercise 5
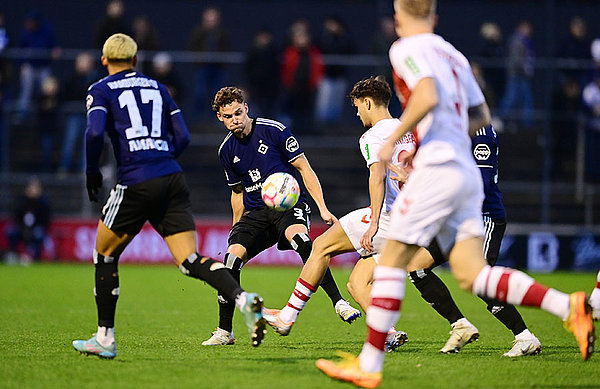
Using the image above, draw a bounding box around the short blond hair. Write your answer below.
[394,0,436,18]
[102,33,137,62]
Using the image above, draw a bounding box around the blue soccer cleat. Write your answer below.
[240,293,267,347]
[72,335,117,359]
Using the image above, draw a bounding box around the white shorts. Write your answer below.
[339,207,392,262]
[387,162,485,254]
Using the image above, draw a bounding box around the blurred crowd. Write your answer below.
[1,2,600,181]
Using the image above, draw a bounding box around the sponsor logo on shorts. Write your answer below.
[286,136,299,153]
[473,144,491,161]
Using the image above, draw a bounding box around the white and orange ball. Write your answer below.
[261,172,300,211]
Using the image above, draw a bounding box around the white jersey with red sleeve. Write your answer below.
[359,118,416,212]
[389,33,485,170]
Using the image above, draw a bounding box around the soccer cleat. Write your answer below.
[439,319,479,353]
[72,335,117,359]
[201,328,235,346]
[335,300,362,324]
[316,351,382,388]
[262,308,294,336]
[503,334,542,357]
[240,292,267,347]
[385,330,408,352]
[564,291,595,360]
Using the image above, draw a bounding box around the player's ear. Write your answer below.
[216,112,224,122]
[132,55,138,67]
[101,55,108,67]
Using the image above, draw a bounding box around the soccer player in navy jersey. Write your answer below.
[72,34,267,359]
[405,125,542,357]
[203,86,361,346]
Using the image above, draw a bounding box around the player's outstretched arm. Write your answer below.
[379,77,438,163]
[291,155,337,226]
[468,102,491,137]
[230,184,245,226]
[360,161,386,252]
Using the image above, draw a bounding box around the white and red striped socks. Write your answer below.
[279,278,317,323]
[589,270,600,309]
[359,266,406,374]
[472,265,570,320]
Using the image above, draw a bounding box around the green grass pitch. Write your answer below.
[0,263,598,388]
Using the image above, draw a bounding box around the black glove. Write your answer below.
[86,172,103,202]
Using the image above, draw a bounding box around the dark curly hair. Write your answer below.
[212,86,245,112]
[348,75,391,107]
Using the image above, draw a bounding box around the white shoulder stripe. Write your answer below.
[218,132,234,156]
[256,117,285,131]
[87,106,107,115]
[170,109,181,116]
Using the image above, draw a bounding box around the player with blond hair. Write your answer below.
[72,34,267,358]
[316,1,594,387]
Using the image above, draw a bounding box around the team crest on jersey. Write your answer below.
[258,143,269,155]
[473,144,491,160]
[286,136,299,152]
[248,168,261,182]
[86,95,93,110]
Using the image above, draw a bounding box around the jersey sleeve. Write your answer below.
[275,126,304,162]
[218,145,242,187]
[464,63,486,107]
[359,132,384,167]
[161,85,190,157]
[389,41,434,90]
[85,85,109,174]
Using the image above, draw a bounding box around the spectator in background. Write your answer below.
[244,29,280,118]
[315,17,354,126]
[370,16,400,116]
[500,20,535,129]
[189,7,230,119]
[149,52,183,103]
[471,62,496,110]
[0,11,7,168]
[557,16,591,85]
[582,69,600,182]
[478,22,504,111]
[131,15,159,74]
[5,176,51,264]
[94,0,128,49]
[15,10,61,123]
[280,25,323,134]
[551,78,581,180]
[36,75,61,172]
[58,52,98,175]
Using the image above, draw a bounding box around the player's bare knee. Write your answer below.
[453,271,475,291]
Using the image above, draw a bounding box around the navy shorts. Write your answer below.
[101,172,195,237]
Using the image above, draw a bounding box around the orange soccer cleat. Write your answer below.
[316,352,382,388]
[564,291,595,360]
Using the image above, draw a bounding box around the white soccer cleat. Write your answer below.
[439,318,479,353]
[385,330,408,352]
[335,300,362,324]
[201,328,235,346]
[503,333,542,357]
[262,308,294,336]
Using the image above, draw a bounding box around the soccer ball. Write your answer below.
[261,172,300,211]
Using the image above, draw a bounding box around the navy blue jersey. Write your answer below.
[86,70,190,185]
[218,118,308,210]
[472,125,506,219]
